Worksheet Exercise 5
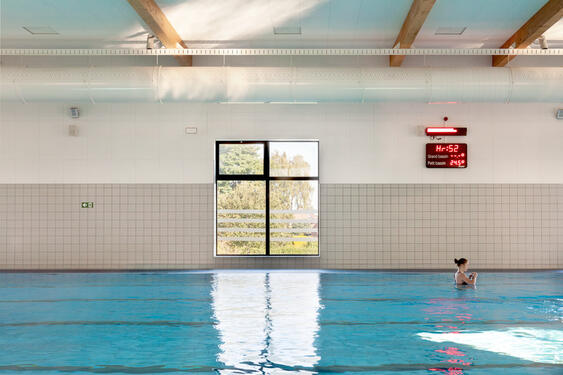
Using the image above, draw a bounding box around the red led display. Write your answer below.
[425,127,467,136]
[426,143,467,168]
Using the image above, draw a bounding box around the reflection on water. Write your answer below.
[420,328,563,364]
[420,295,563,367]
[211,272,321,374]
[423,298,474,374]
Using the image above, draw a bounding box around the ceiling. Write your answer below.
[1,0,562,49]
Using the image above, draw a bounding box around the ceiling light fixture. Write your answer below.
[538,35,549,49]
[22,26,59,35]
[273,26,302,35]
[435,27,466,36]
[146,35,155,50]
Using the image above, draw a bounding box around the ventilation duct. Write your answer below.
[1,66,561,103]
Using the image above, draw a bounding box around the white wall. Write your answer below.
[0,102,562,184]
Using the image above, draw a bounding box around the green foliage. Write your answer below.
[217,181,266,255]
[217,181,265,210]
[219,144,263,176]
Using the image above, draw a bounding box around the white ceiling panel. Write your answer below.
[158,0,328,47]
[0,0,561,50]
[0,0,148,48]
[158,0,413,48]
[355,0,413,47]
[416,0,551,48]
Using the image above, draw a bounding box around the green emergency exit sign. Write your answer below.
[81,202,94,208]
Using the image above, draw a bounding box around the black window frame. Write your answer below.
[215,140,320,257]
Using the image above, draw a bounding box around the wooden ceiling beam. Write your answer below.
[390,0,436,67]
[493,0,563,67]
[127,0,192,66]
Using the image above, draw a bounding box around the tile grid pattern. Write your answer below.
[0,184,561,270]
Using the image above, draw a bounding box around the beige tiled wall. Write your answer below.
[0,184,561,270]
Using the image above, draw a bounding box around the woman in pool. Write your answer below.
[454,258,477,285]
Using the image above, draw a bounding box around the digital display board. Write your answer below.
[426,143,467,168]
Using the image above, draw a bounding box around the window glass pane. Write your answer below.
[219,143,264,175]
[269,142,318,177]
[270,181,318,255]
[217,181,266,255]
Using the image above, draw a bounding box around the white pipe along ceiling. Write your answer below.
[1,66,562,103]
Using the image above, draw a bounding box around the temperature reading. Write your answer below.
[426,143,467,168]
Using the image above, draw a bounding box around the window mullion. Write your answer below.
[264,141,270,256]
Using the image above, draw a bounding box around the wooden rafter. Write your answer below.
[390,0,436,67]
[493,0,563,67]
[127,0,192,66]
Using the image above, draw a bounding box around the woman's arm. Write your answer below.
[459,273,477,285]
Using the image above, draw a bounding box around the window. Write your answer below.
[215,140,319,256]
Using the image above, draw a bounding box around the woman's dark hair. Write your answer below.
[454,258,467,266]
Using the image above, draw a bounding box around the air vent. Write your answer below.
[435,27,466,36]
[22,26,59,35]
[273,26,301,35]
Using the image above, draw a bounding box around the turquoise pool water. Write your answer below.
[0,271,561,374]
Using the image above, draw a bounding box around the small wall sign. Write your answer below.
[81,202,94,208]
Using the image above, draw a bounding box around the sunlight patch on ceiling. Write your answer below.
[543,18,563,47]
[161,0,326,45]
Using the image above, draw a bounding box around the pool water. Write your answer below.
[0,271,561,374]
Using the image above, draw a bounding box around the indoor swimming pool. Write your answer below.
[0,271,561,374]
